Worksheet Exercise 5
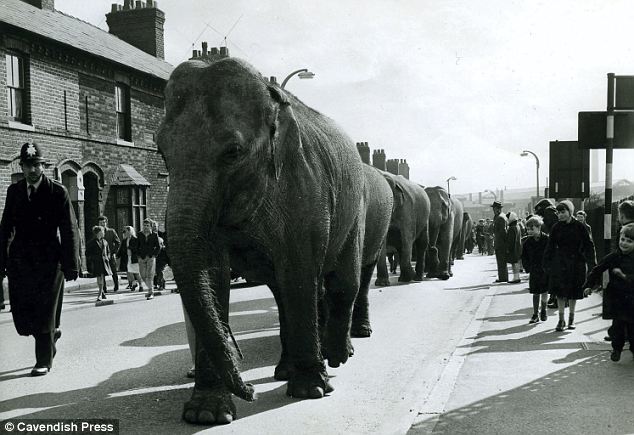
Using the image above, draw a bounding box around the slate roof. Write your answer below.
[111,164,151,186]
[0,0,173,80]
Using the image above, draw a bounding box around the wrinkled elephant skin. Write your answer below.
[158,57,390,425]
[375,172,430,286]
[425,186,454,280]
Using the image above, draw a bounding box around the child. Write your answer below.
[506,212,522,283]
[521,216,549,323]
[85,225,112,301]
[583,223,634,361]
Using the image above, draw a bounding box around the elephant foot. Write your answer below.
[437,271,451,280]
[457,256,465,260]
[413,274,424,282]
[398,276,412,283]
[426,272,438,279]
[375,278,391,287]
[286,366,334,399]
[323,333,353,367]
[351,321,372,338]
[274,359,294,381]
[183,386,237,425]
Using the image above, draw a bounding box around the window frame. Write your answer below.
[115,82,131,141]
[5,52,29,124]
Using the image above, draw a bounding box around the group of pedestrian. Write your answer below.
[474,218,494,255]
[86,217,163,301]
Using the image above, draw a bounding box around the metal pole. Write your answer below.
[605,73,615,257]
[281,68,308,89]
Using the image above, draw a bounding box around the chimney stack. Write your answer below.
[372,149,386,171]
[356,142,370,165]
[107,1,165,59]
[189,43,230,62]
[22,0,55,10]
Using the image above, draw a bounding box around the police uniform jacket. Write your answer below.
[0,175,79,335]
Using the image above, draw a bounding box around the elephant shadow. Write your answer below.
[0,295,305,431]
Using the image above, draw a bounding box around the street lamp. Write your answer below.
[484,189,497,201]
[446,176,457,196]
[281,68,315,89]
[520,150,540,199]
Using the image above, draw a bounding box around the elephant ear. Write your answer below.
[268,85,302,181]
[383,175,405,210]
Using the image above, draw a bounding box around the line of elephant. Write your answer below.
[156,57,474,425]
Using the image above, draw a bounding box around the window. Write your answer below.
[113,186,147,234]
[6,53,27,122]
[115,83,131,141]
[132,187,147,230]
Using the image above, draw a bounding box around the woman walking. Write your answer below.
[543,200,596,331]
[85,226,112,301]
[120,226,142,292]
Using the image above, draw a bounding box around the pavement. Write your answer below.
[408,255,634,435]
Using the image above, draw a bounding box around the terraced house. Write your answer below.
[0,0,173,272]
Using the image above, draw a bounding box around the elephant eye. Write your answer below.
[221,143,243,163]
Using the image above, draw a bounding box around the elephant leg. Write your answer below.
[374,242,391,287]
[280,262,333,399]
[414,230,429,281]
[437,223,453,280]
[398,237,415,282]
[426,226,440,277]
[351,261,377,338]
[270,284,292,381]
[183,257,238,425]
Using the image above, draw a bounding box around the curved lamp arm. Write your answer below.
[281,69,308,89]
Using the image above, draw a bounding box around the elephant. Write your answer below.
[424,186,454,280]
[462,212,475,254]
[157,57,393,425]
[374,172,430,287]
[449,196,465,267]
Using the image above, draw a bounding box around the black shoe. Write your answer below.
[53,328,62,343]
[555,320,566,331]
[0,303,5,310]
[604,335,613,342]
[508,279,521,284]
[540,309,547,321]
[30,366,50,376]
[103,289,108,294]
[567,316,576,329]
[113,288,118,292]
[529,314,539,324]
[494,279,507,283]
[611,350,621,361]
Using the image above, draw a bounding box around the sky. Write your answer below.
[56,0,634,195]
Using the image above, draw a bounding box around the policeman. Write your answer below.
[0,142,80,376]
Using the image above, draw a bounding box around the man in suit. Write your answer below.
[98,216,120,292]
[0,142,80,376]
[492,200,508,283]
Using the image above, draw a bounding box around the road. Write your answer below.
[0,254,627,434]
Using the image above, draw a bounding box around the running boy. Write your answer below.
[521,216,549,323]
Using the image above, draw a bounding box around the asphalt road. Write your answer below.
[0,254,627,434]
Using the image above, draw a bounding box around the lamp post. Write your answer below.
[281,68,315,89]
[484,189,497,201]
[520,150,540,199]
[446,176,457,196]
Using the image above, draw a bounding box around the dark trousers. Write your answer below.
[34,332,56,368]
[108,255,118,290]
[495,250,508,281]
[612,319,634,352]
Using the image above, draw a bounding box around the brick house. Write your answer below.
[0,0,173,272]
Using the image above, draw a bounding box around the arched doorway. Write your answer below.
[83,172,100,242]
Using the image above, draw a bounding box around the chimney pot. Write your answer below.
[123,0,131,9]
[192,50,198,58]
[147,0,154,6]
[211,47,219,55]
[270,76,278,84]
[202,42,208,55]
[220,46,228,56]
[135,1,143,8]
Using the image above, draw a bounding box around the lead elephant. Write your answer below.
[157,57,392,425]
[374,172,430,287]
[449,196,465,270]
[425,186,454,280]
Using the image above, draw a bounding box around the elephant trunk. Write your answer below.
[167,185,255,402]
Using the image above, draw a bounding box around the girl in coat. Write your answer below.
[121,226,142,291]
[521,216,549,323]
[505,212,522,283]
[543,200,596,331]
[85,225,112,301]
[583,223,634,361]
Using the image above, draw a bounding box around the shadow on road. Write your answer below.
[0,295,310,433]
[410,352,634,434]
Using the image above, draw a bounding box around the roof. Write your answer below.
[110,164,151,186]
[0,0,173,80]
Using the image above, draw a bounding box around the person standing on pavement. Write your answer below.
[492,201,508,283]
[97,216,120,292]
[85,225,112,301]
[0,142,80,376]
[505,212,522,284]
[583,223,634,362]
[137,218,160,300]
[521,216,550,323]
[535,198,559,308]
[543,200,596,332]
